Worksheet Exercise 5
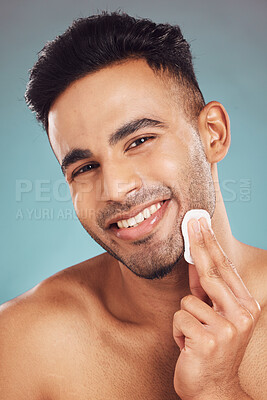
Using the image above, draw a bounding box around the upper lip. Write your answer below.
[105,198,169,229]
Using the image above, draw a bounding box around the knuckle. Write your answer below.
[222,322,237,341]
[206,265,221,279]
[203,335,217,355]
[206,230,217,243]
[238,310,254,332]
[220,255,232,271]
[227,258,238,274]
[196,236,206,248]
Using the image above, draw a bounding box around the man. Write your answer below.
[0,11,266,400]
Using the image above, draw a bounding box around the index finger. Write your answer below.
[188,263,210,303]
[188,218,260,320]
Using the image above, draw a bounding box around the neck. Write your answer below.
[118,256,190,329]
[210,164,243,267]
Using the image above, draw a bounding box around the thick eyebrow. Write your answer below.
[61,148,93,176]
[108,117,167,146]
[61,117,167,176]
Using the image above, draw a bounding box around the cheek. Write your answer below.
[71,183,95,215]
[149,142,189,183]
[72,189,82,213]
[158,157,180,177]
[71,188,99,227]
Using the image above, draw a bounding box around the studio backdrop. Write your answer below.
[1,0,266,304]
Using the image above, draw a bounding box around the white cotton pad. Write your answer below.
[181,209,211,264]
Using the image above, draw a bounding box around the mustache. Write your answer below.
[96,185,173,229]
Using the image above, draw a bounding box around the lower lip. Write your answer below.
[109,200,170,241]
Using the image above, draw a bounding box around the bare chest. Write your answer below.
[238,312,267,400]
[46,326,181,400]
[46,318,266,400]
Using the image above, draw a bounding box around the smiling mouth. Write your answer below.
[109,200,170,241]
[112,200,164,229]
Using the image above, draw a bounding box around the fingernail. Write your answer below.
[191,219,200,233]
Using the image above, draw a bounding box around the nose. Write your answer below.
[98,162,142,203]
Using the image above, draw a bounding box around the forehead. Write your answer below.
[48,59,182,162]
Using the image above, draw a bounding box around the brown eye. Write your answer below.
[127,136,154,150]
[72,163,99,178]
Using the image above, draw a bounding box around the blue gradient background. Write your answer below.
[1,0,266,304]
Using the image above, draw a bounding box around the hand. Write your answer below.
[173,217,261,400]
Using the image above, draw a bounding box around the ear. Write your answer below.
[198,101,231,163]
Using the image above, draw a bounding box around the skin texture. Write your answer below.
[0,59,266,400]
[49,60,216,280]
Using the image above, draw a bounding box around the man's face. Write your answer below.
[48,59,215,279]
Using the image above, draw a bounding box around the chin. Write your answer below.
[117,234,185,280]
[124,254,183,280]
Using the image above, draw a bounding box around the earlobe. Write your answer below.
[198,101,231,163]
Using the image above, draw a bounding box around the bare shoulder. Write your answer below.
[240,244,267,307]
[0,252,111,399]
[255,247,267,306]
[237,245,267,400]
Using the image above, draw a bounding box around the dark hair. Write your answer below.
[25,11,205,134]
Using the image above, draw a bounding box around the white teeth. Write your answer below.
[143,208,151,219]
[117,220,124,229]
[149,204,157,214]
[122,220,129,228]
[135,212,144,223]
[127,217,136,226]
[116,201,163,229]
[126,213,144,227]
